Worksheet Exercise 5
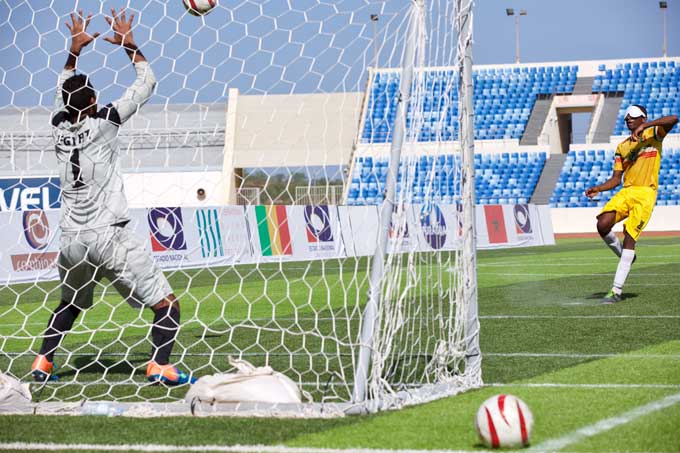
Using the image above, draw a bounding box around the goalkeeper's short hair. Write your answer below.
[62,74,96,117]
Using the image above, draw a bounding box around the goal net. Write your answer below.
[0,0,481,416]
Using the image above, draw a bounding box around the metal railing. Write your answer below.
[294,185,344,205]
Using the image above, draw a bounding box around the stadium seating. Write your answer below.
[550,148,680,207]
[361,66,578,143]
[346,152,546,205]
[592,61,679,136]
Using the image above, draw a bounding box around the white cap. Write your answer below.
[624,105,646,119]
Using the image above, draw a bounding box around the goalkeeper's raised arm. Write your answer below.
[104,7,156,125]
[54,11,99,122]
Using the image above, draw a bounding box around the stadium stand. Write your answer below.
[549,148,680,208]
[361,66,578,143]
[346,152,546,205]
[593,60,679,136]
[352,59,679,209]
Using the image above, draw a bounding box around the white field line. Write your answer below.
[482,248,680,260]
[609,283,680,286]
[480,314,680,319]
[479,258,680,267]
[487,383,680,389]
[530,392,680,452]
[477,272,680,279]
[485,353,680,359]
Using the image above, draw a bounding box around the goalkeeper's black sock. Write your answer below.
[39,300,81,362]
[151,304,180,366]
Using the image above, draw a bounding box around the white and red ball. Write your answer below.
[475,394,533,448]
[182,0,217,16]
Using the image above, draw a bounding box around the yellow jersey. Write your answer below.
[614,125,667,190]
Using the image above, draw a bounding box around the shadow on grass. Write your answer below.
[54,356,144,379]
[585,292,639,300]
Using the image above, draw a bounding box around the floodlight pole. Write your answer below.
[353,0,423,405]
[515,15,520,64]
[660,1,667,58]
[371,14,379,69]
[506,8,527,64]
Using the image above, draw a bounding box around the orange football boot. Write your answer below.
[146,361,196,385]
[31,354,57,382]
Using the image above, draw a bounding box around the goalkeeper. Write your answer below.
[31,9,195,385]
[585,104,677,304]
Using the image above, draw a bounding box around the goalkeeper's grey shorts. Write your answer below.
[58,225,172,309]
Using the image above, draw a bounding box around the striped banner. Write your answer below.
[195,208,224,258]
[254,205,293,256]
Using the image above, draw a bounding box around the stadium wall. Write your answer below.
[551,206,680,234]
[232,91,362,168]
[124,171,224,207]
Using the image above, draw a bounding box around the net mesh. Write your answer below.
[0,0,480,415]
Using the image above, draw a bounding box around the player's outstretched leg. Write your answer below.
[596,211,622,258]
[32,300,82,382]
[146,295,196,385]
[602,230,636,304]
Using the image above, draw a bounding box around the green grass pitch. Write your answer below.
[0,236,679,452]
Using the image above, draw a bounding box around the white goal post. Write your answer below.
[0,0,481,416]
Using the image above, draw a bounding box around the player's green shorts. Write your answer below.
[599,186,657,241]
[59,225,172,309]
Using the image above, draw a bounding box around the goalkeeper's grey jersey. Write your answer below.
[52,62,156,233]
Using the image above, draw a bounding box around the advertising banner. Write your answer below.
[414,203,463,252]
[337,205,378,257]
[387,204,421,254]
[337,205,423,256]
[504,204,555,247]
[128,205,253,270]
[476,204,555,249]
[287,205,345,260]
[0,203,554,284]
[0,177,61,211]
[245,205,295,262]
[481,204,509,245]
[142,207,191,269]
[213,206,253,263]
[0,209,61,283]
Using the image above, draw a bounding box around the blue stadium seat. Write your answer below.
[361,65,580,144]
[549,148,680,207]
[346,151,548,205]
[594,61,679,136]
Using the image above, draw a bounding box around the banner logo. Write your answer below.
[11,209,58,272]
[514,204,532,234]
[255,205,293,256]
[148,207,187,252]
[420,204,447,250]
[196,208,224,258]
[484,205,508,244]
[23,210,50,250]
[304,206,333,243]
[0,177,61,211]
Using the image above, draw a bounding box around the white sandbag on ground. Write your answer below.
[0,371,32,413]
[186,358,304,405]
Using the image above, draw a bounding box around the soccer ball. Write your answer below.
[182,0,217,16]
[475,394,534,448]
